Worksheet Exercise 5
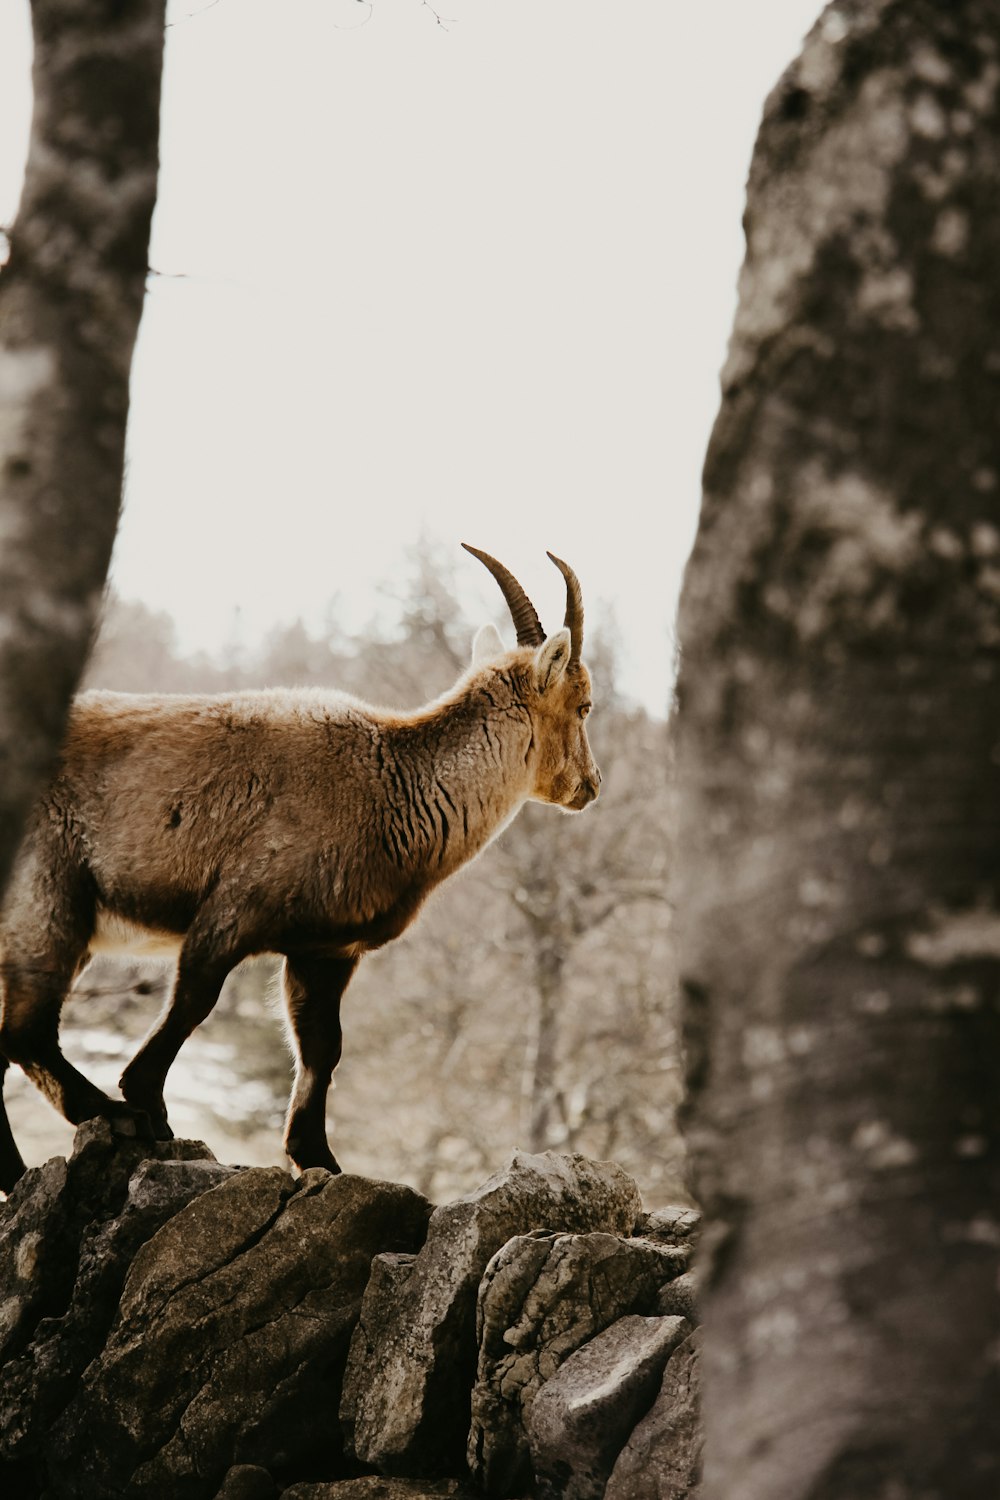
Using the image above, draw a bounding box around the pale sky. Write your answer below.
[0,0,823,712]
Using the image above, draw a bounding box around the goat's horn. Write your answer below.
[546,551,584,665]
[462,544,545,647]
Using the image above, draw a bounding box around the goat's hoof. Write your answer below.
[105,1101,163,1143]
[118,1080,172,1141]
[142,1105,174,1142]
[0,1160,26,1197]
[287,1144,341,1176]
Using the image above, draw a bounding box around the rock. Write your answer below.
[215,1464,280,1500]
[0,1118,221,1364]
[359,1248,419,1315]
[654,1269,700,1324]
[634,1205,701,1247]
[605,1330,701,1500]
[468,1229,687,1495]
[282,1480,480,1499]
[341,1150,641,1477]
[1,1135,675,1499]
[527,1314,691,1500]
[44,1168,433,1498]
[0,1119,231,1477]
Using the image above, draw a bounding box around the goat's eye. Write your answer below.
[578,703,591,719]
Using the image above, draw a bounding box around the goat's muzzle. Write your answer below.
[572,771,601,809]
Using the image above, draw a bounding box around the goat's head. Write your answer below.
[463,544,602,812]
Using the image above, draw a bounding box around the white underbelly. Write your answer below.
[90,909,183,960]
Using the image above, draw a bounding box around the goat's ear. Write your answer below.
[472,623,506,667]
[534,628,571,693]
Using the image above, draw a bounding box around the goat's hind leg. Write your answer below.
[0,954,154,1188]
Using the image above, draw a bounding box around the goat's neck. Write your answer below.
[381,681,533,879]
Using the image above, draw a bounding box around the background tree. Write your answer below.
[675,2,1000,1495]
[499,704,674,1161]
[0,0,165,892]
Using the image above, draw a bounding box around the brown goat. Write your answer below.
[0,547,600,1191]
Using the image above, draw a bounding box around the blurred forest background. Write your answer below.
[6,551,681,1205]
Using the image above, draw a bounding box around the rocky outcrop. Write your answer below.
[605,1330,702,1500]
[467,1230,688,1495]
[216,1476,481,1500]
[527,1314,691,1500]
[340,1151,642,1478]
[0,1118,236,1482]
[0,1131,699,1498]
[48,1166,433,1497]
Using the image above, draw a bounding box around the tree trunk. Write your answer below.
[0,0,165,893]
[674,3,1000,1496]
[521,938,564,1152]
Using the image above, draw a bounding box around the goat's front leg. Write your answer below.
[282,950,359,1174]
[120,936,239,1137]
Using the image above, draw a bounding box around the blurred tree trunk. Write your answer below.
[675,3,1000,1497]
[520,930,565,1151]
[0,0,165,894]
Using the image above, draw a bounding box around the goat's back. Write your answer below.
[6,688,390,941]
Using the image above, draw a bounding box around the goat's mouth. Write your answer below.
[566,778,599,812]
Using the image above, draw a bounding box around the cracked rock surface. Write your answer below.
[43,1165,432,1498]
[340,1150,642,1478]
[655,1268,700,1324]
[2,1132,696,1498]
[467,1229,689,1496]
[526,1313,691,1500]
[633,1205,701,1246]
[605,1330,702,1500]
[0,1119,233,1481]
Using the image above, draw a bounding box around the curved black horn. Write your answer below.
[462,544,545,647]
[546,551,584,665]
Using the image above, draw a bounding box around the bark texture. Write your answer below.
[0,0,164,891]
[674,3,1000,1497]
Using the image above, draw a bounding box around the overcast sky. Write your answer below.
[0,0,823,712]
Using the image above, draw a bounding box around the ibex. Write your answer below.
[0,547,600,1192]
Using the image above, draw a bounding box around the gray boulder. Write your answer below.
[527,1314,691,1500]
[44,1167,432,1498]
[655,1268,700,1324]
[605,1330,701,1500]
[341,1150,641,1477]
[468,1229,688,1495]
[214,1464,280,1500]
[634,1204,701,1247]
[0,1119,232,1475]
